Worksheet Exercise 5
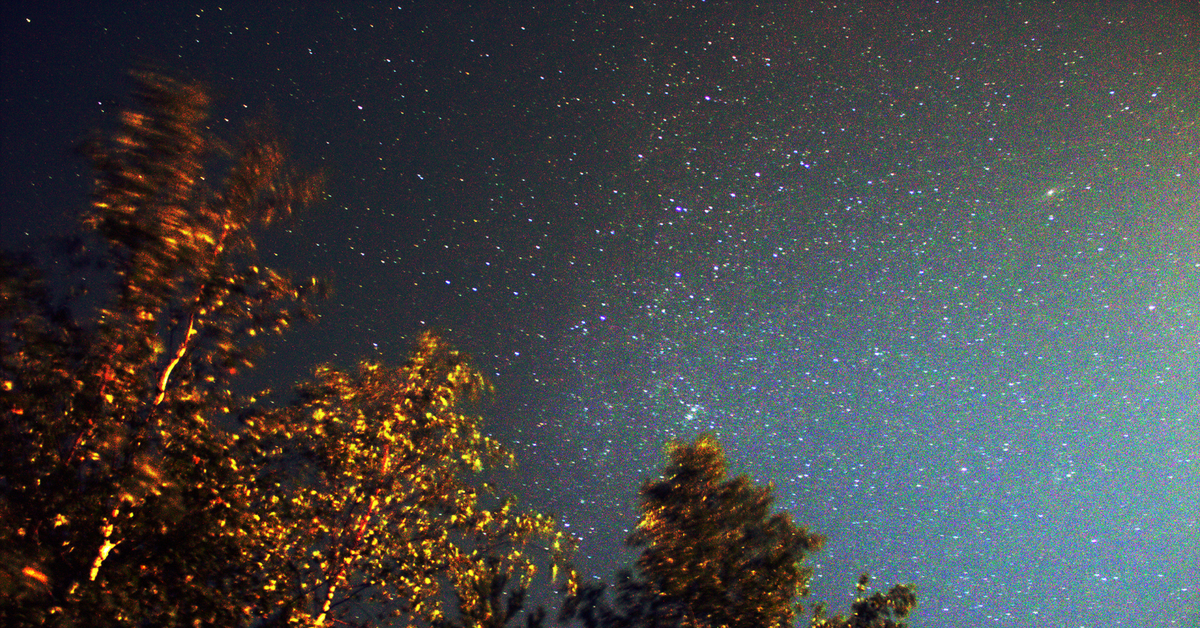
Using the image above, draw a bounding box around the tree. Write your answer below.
[1,67,324,627]
[246,334,575,626]
[810,574,917,628]
[630,434,825,628]
[563,434,824,628]
[559,435,916,628]
[0,68,573,627]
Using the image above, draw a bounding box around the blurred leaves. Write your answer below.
[248,333,576,626]
[0,69,571,628]
[560,435,917,628]
[809,573,917,628]
[563,434,825,628]
[0,64,915,628]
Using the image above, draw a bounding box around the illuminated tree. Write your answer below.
[0,67,322,627]
[247,333,575,626]
[0,69,572,627]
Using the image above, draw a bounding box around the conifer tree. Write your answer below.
[629,434,825,628]
[559,435,916,628]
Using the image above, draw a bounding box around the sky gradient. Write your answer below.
[2,2,1198,626]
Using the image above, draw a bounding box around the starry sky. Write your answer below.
[2,2,1198,626]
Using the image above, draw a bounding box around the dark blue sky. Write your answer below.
[3,2,1197,626]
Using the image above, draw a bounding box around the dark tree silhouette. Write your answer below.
[560,435,917,628]
[810,574,917,628]
[627,434,825,628]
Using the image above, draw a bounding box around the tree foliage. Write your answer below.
[630,434,825,628]
[810,574,917,628]
[247,338,576,626]
[1,67,916,628]
[560,435,916,628]
[0,69,573,627]
[562,434,822,628]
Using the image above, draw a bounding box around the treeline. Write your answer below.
[0,70,915,627]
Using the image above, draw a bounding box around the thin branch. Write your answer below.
[153,310,197,405]
[151,220,230,406]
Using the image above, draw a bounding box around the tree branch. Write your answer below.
[151,221,229,406]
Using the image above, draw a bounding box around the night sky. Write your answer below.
[3,2,1198,626]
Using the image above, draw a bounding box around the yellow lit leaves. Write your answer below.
[460,451,484,473]
[227,332,576,625]
[0,70,342,626]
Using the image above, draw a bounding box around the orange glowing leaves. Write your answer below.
[22,566,50,586]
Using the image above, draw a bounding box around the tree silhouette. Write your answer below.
[562,434,823,628]
[0,69,572,627]
[560,435,916,628]
[810,574,917,628]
